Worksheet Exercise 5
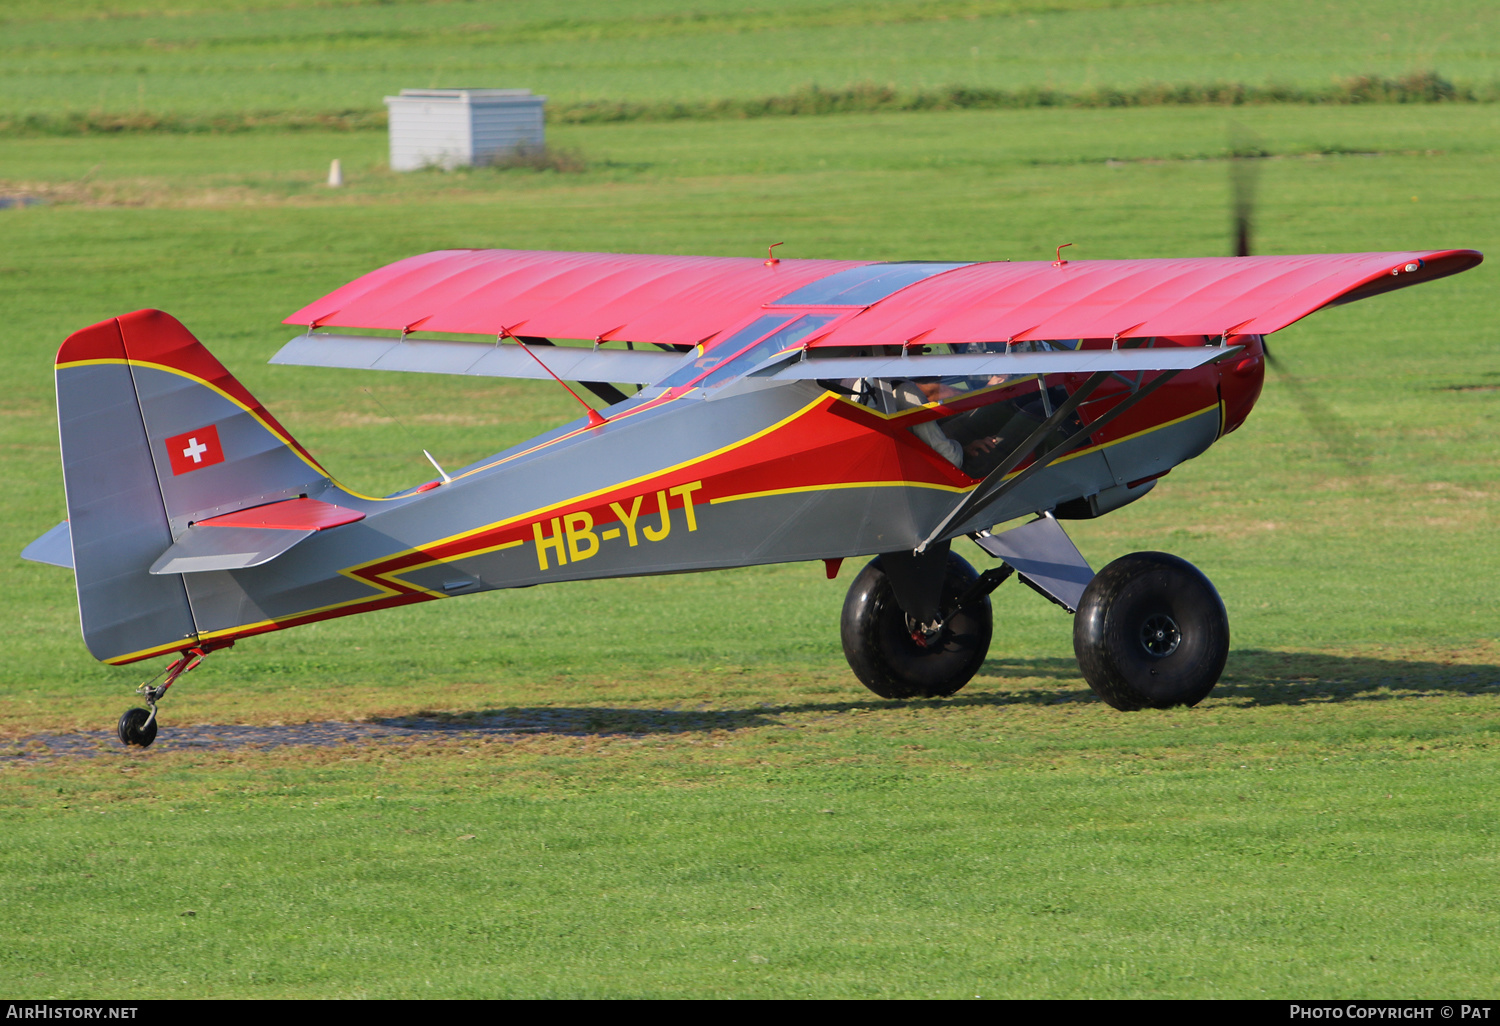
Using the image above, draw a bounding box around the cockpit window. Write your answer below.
[698,314,837,388]
[648,315,791,392]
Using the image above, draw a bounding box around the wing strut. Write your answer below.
[520,337,630,406]
[509,334,608,427]
[915,371,1109,552]
[915,364,1198,552]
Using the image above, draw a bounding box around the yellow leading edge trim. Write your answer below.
[60,357,388,503]
[711,480,966,506]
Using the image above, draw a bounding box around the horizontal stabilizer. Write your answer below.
[150,497,364,575]
[22,521,73,569]
[194,496,364,531]
[151,524,314,574]
[760,344,1241,381]
[973,515,1095,613]
[272,333,691,386]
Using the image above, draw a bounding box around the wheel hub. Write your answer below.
[1139,613,1181,657]
[905,613,945,649]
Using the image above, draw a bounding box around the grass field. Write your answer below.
[4,0,1498,126]
[2,0,1500,1000]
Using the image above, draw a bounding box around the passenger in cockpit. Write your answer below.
[892,379,964,467]
[893,377,1080,479]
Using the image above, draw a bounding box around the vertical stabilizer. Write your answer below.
[55,310,331,664]
[56,316,196,662]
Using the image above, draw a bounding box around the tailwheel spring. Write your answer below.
[119,646,209,748]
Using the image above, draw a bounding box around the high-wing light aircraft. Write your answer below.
[23,245,1482,746]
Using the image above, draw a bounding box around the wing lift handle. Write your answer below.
[915,365,1189,553]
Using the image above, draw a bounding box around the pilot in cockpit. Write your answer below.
[891,375,1065,480]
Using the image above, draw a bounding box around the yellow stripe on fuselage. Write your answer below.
[102,395,1220,665]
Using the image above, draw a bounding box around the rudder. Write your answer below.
[56,310,330,663]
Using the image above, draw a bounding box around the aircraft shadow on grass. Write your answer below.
[973,649,1500,709]
[12,651,1495,760]
[427,649,1500,733]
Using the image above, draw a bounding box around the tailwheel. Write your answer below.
[1073,551,1229,710]
[116,646,210,748]
[117,707,158,748]
[840,551,994,699]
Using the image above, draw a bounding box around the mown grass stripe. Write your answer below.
[0,0,1219,34]
[3,72,1495,138]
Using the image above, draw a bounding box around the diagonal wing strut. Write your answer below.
[914,355,1230,552]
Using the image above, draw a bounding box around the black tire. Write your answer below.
[1073,551,1228,711]
[840,551,993,699]
[117,707,157,748]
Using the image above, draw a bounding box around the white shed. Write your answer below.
[383,89,547,171]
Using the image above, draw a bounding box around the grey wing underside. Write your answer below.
[755,345,1241,380]
[271,333,693,385]
[272,333,1242,388]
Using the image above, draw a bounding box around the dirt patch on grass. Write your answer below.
[2,708,753,762]
[2,178,250,208]
[7,646,1497,762]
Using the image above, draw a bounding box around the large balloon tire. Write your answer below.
[840,551,993,700]
[1073,551,1228,711]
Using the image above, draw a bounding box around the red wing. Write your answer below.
[799,250,1482,347]
[285,248,1481,350]
[283,249,871,346]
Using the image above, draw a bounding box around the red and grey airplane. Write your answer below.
[22,245,1482,746]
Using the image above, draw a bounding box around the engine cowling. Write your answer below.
[1218,334,1266,435]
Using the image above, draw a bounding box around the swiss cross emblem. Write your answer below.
[165,425,225,475]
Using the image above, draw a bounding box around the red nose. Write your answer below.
[1218,334,1266,435]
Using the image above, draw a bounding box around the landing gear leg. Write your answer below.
[118,647,207,748]
[840,551,1005,699]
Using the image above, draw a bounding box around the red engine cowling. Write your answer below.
[1217,334,1266,435]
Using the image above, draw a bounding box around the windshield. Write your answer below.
[648,315,790,393]
[697,314,837,388]
[641,314,838,395]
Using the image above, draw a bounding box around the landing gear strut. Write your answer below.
[840,551,1005,699]
[118,647,207,748]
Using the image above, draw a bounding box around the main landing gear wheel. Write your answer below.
[841,551,993,700]
[117,707,158,748]
[1073,551,1229,711]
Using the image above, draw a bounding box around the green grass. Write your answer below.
[2,0,1497,126]
[5,705,1498,998]
[2,6,1499,996]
